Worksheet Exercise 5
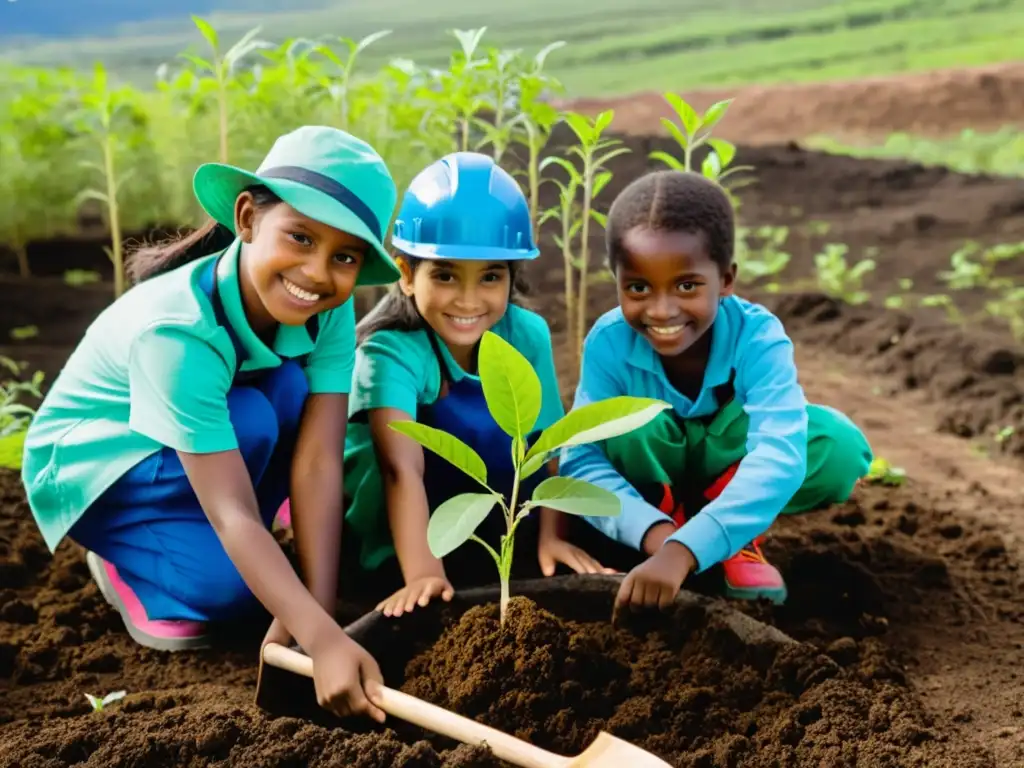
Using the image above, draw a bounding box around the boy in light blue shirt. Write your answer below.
[560,170,873,610]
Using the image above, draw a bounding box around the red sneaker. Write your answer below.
[703,463,788,605]
[86,552,210,651]
[720,536,788,604]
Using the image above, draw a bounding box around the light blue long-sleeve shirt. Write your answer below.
[560,297,809,572]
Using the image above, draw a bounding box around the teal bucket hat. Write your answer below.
[192,125,400,286]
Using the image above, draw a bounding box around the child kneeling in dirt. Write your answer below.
[20,127,397,722]
[560,169,874,611]
[342,151,612,618]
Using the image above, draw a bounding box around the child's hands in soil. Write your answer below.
[376,575,455,617]
[538,536,617,576]
[307,625,386,723]
[615,541,696,612]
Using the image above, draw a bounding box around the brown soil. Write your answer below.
[4,99,1024,766]
[561,61,1024,143]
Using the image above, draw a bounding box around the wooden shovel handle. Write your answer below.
[261,643,567,768]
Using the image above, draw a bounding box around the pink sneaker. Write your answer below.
[86,551,210,651]
[720,537,788,605]
[273,499,292,531]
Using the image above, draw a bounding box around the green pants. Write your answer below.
[600,397,873,518]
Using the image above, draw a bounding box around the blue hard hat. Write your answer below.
[391,152,539,261]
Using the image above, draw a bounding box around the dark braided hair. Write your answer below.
[606,170,735,273]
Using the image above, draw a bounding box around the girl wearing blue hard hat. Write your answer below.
[343,151,612,617]
[21,126,397,723]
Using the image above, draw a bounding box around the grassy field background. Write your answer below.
[4,0,1024,95]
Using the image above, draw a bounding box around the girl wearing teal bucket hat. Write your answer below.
[341,151,613,619]
[20,126,398,723]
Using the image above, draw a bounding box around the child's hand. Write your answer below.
[376,576,454,617]
[615,541,696,612]
[538,536,617,576]
[307,623,386,723]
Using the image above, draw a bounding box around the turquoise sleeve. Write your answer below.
[127,325,239,454]
[558,325,673,550]
[668,323,808,569]
[304,300,356,395]
[349,331,426,419]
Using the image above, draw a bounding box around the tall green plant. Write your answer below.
[389,331,669,625]
[180,16,271,163]
[540,110,630,367]
[73,63,146,298]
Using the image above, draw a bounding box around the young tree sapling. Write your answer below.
[389,331,669,625]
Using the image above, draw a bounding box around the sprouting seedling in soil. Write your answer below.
[85,690,126,712]
[389,331,669,625]
[650,93,754,191]
[540,110,630,368]
[180,16,272,163]
[865,457,906,487]
[73,62,146,298]
[813,243,875,305]
[0,356,43,438]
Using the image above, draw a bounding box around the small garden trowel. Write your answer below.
[256,642,673,768]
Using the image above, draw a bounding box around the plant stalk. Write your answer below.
[14,240,29,279]
[103,134,124,298]
[576,159,594,359]
[217,73,229,163]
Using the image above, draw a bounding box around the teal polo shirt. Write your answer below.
[342,304,564,569]
[560,296,809,572]
[22,238,357,553]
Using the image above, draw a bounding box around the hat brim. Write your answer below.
[391,239,540,262]
[193,163,399,287]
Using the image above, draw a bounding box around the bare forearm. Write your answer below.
[214,511,335,653]
[291,457,343,613]
[538,507,561,541]
[386,471,444,582]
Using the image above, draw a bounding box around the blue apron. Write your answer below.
[67,254,315,621]
[418,329,547,580]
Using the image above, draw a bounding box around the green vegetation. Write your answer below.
[391,331,668,624]
[0,358,44,471]
[807,127,1024,178]
[5,0,1024,96]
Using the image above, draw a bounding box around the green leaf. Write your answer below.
[525,397,669,466]
[388,421,488,486]
[427,492,500,558]
[659,117,690,153]
[593,109,614,135]
[707,138,736,167]
[478,331,542,441]
[701,98,733,131]
[529,476,620,517]
[356,29,393,55]
[192,16,220,50]
[664,93,700,137]
[590,210,608,228]
[563,112,594,145]
[594,149,630,173]
[649,150,685,170]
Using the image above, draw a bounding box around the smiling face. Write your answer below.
[399,256,511,368]
[235,192,369,332]
[615,225,736,358]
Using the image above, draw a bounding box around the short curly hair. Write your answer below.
[606,170,735,273]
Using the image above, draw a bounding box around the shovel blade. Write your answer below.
[565,732,674,768]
